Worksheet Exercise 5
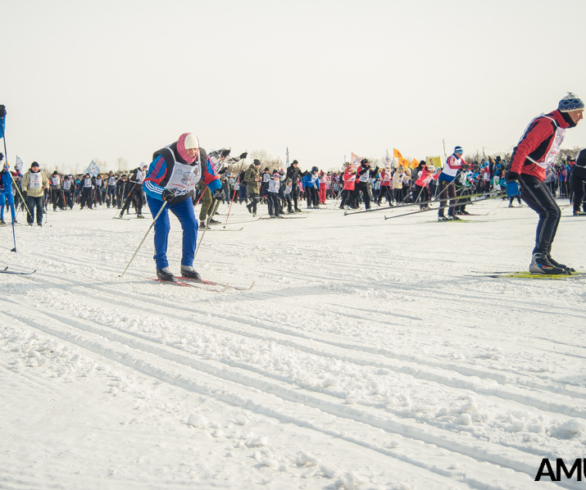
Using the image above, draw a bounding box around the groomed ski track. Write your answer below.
[1,200,585,489]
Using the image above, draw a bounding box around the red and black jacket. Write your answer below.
[509,110,574,182]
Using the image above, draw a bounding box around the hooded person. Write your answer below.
[506,92,584,274]
[143,132,224,281]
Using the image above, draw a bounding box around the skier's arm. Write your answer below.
[509,118,555,178]
[203,156,221,192]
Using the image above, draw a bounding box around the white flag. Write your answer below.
[15,155,24,173]
[84,160,101,177]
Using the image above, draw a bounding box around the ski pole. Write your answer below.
[119,201,168,278]
[115,183,136,217]
[344,190,490,216]
[1,112,32,221]
[1,110,19,252]
[194,198,221,260]
[383,193,502,221]
[223,179,240,228]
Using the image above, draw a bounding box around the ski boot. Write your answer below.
[208,219,221,225]
[137,213,145,219]
[449,215,461,221]
[156,268,175,282]
[529,253,569,275]
[0,219,6,225]
[438,215,449,222]
[180,265,201,280]
[547,254,575,273]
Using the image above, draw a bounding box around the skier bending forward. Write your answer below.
[506,93,584,274]
[143,133,224,282]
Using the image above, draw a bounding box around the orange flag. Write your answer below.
[411,158,419,169]
[393,148,403,160]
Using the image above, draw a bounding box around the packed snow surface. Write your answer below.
[1,198,586,489]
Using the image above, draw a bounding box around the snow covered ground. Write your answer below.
[1,197,585,490]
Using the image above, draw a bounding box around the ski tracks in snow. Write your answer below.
[1,202,585,489]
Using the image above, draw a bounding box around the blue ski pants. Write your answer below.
[0,192,15,220]
[146,195,198,270]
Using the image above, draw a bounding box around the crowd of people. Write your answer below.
[1,147,586,228]
[1,93,585,277]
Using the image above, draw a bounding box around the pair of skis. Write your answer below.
[469,270,585,280]
[150,276,255,292]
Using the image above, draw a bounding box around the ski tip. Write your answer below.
[248,280,255,290]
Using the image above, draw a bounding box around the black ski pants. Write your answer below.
[80,188,93,209]
[63,189,73,209]
[121,184,143,215]
[51,189,63,210]
[414,185,428,208]
[306,186,319,207]
[248,193,259,213]
[26,196,44,225]
[106,185,117,207]
[438,180,456,217]
[267,192,280,215]
[356,181,371,209]
[519,174,561,255]
[379,186,393,205]
[572,175,586,213]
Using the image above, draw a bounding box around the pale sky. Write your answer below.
[2,0,585,172]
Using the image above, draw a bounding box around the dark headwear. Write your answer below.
[31,161,40,168]
[292,160,298,165]
[254,159,261,166]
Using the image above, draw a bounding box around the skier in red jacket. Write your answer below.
[506,93,584,274]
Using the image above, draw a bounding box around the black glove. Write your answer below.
[0,105,6,118]
[213,188,225,201]
[162,189,177,202]
[218,168,227,175]
[239,152,248,160]
[505,171,519,183]
[221,149,231,158]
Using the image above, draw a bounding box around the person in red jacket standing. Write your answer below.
[506,92,584,274]
[339,163,356,209]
